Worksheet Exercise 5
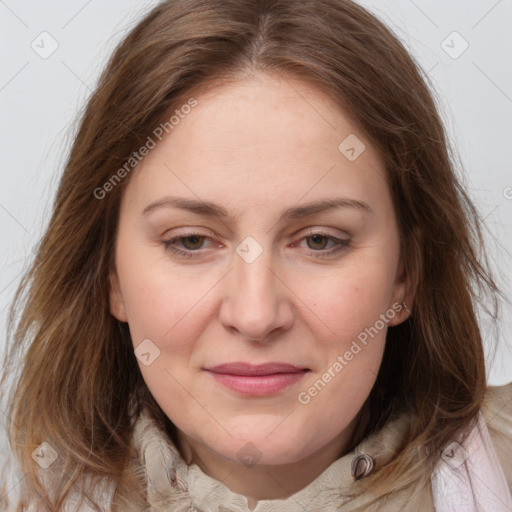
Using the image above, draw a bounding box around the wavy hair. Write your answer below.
[1,0,502,509]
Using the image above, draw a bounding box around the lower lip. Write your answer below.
[207,371,308,396]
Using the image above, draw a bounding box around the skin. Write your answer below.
[109,71,413,508]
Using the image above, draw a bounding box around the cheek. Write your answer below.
[115,241,214,346]
[290,259,397,342]
[296,306,387,441]
[290,262,393,401]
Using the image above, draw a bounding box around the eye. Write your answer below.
[162,231,216,259]
[294,230,350,258]
[162,229,350,259]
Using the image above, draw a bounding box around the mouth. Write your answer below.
[204,362,311,396]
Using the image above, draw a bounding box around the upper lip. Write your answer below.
[205,362,309,376]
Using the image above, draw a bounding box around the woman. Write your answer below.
[1,0,511,511]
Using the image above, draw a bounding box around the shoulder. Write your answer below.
[482,381,512,490]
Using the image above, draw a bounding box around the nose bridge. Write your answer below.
[233,237,278,309]
[219,236,293,340]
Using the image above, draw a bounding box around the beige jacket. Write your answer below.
[26,382,512,511]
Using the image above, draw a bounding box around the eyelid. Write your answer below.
[162,227,351,259]
[163,227,219,240]
[300,227,350,239]
[163,226,348,242]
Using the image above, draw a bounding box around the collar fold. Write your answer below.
[131,407,414,512]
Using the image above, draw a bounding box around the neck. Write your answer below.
[175,413,362,507]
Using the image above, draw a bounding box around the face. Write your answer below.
[109,72,411,467]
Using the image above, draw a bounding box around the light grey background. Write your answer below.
[0,1,511,386]
[0,0,511,507]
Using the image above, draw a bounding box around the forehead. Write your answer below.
[122,72,391,220]
[178,72,367,155]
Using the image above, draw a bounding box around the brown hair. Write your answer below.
[1,0,502,509]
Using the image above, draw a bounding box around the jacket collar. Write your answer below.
[131,406,415,511]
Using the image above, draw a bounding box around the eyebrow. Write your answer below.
[142,196,373,222]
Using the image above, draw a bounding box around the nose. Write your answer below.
[218,243,295,342]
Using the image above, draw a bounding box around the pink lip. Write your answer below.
[204,362,309,396]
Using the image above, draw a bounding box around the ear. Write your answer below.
[387,250,418,327]
[109,268,128,322]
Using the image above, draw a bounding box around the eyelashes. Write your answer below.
[162,230,350,260]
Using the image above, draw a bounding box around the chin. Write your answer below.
[212,428,314,467]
